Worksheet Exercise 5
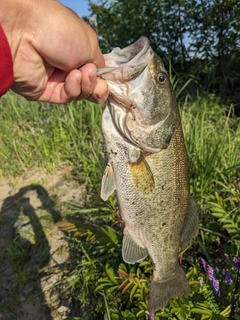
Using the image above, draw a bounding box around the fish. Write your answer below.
[97,37,198,316]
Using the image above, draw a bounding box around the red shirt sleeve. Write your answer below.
[0,24,14,97]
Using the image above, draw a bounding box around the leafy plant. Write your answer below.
[1,90,239,319]
[55,96,239,319]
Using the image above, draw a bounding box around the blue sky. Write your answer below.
[59,0,90,17]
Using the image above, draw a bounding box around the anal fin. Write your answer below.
[122,228,148,264]
[180,197,199,249]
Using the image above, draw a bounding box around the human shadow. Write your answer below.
[0,184,62,320]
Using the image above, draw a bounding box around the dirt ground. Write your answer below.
[0,170,86,320]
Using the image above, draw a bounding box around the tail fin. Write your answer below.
[148,265,190,315]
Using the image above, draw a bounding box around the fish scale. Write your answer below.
[98,37,198,316]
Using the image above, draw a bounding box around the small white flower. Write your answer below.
[89,16,97,27]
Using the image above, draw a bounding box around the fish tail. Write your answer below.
[148,265,190,315]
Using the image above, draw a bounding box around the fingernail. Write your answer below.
[97,89,109,100]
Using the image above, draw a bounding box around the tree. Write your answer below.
[85,0,240,106]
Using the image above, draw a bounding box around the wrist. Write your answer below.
[0,0,34,61]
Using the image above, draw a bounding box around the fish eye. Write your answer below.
[157,72,168,85]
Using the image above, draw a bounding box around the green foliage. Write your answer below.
[57,206,238,319]
[0,89,239,318]
[181,98,240,200]
[54,95,239,319]
[209,190,240,241]
[86,0,240,110]
[0,92,104,190]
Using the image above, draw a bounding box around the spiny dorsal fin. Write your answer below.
[101,162,116,201]
[122,228,148,264]
[129,154,154,194]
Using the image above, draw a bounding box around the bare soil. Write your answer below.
[0,169,86,320]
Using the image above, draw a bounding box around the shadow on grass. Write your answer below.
[0,184,62,320]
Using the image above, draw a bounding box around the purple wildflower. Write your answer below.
[201,258,207,271]
[225,255,230,265]
[222,268,226,275]
[233,257,240,270]
[214,267,219,274]
[200,258,222,296]
[212,276,220,296]
[199,278,203,286]
[207,264,214,281]
[149,313,154,320]
[224,272,233,285]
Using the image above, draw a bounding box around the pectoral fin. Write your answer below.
[180,198,199,249]
[122,228,148,264]
[129,154,154,194]
[101,162,116,201]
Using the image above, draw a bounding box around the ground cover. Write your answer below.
[0,92,239,319]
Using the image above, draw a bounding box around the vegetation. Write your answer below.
[0,93,104,190]
[0,2,239,317]
[0,89,239,319]
[56,97,239,320]
[85,0,240,113]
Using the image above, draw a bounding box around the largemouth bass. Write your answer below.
[97,37,198,316]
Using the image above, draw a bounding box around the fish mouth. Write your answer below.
[98,37,160,153]
[97,37,153,81]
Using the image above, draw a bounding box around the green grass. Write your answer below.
[0,91,239,319]
[181,96,240,200]
[0,91,104,190]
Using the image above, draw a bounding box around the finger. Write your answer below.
[77,64,109,103]
[38,69,82,103]
[87,78,109,104]
[38,66,109,104]
[76,64,97,100]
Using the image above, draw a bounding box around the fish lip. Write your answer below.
[97,37,152,81]
[97,37,153,116]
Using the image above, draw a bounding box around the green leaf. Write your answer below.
[136,309,145,317]
[220,304,231,317]
[130,283,138,300]
[144,267,153,273]
[139,260,151,267]
[211,213,225,218]
[96,282,116,291]
[191,308,212,315]
[223,223,236,229]
[105,263,118,283]
[108,285,119,293]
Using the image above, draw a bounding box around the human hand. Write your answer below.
[0,0,109,104]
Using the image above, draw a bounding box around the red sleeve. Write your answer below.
[0,24,14,97]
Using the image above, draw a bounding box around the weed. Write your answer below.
[0,91,239,319]
[0,92,104,191]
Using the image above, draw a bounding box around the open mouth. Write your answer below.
[97,37,152,81]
